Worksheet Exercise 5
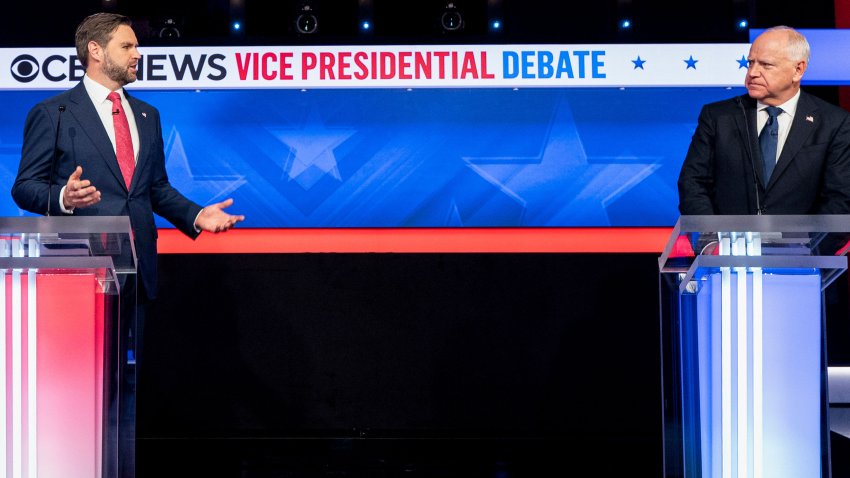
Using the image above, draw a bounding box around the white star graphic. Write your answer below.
[268,109,356,190]
[464,96,659,226]
[164,127,247,204]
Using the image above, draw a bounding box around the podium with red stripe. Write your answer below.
[1,217,135,478]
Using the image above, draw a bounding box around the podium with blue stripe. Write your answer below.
[659,215,849,478]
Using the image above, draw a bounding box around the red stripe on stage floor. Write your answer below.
[157,227,672,253]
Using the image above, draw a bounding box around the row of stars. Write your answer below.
[632,55,750,70]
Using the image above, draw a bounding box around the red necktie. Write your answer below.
[108,91,135,189]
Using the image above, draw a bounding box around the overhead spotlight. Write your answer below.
[360,20,371,31]
[441,2,463,32]
[158,18,181,39]
[618,18,632,30]
[232,21,242,32]
[489,19,502,31]
[737,19,749,30]
[296,4,318,34]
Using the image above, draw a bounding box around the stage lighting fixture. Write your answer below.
[490,19,501,31]
[361,20,371,31]
[618,18,631,30]
[441,3,463,32]
[296,4,318,34]
[158,18,181,39]
[737,19,749,29]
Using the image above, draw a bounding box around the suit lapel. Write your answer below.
[767,92,817,190]
[67,82,127,191]
[735,96,766,187]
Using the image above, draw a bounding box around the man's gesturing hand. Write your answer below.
[62,166,101,210]
[195,198,245,233]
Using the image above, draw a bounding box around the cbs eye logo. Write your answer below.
[11,55,40,82]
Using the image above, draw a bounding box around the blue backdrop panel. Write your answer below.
[0,87,741,227]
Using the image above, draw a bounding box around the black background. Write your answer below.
[0,0,840,46]
[141,253,666,475]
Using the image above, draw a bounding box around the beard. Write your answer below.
[103,51,136,86]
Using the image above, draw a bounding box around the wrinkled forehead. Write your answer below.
[748,34,791,59]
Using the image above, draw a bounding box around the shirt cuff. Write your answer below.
[193,208,203,233]
[58,186,74,214]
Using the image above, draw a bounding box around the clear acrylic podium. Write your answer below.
[658,215,850,478]
[1,216,137,478]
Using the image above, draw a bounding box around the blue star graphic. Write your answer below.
[463,98,659,225]
[632,56,646,70]
[164,128,247,205]
[737,55,749,69]
[269,109,356,190]
[684,55,698,69]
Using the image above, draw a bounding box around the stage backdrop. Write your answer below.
[0,43,753,227]
[0,36,846,227]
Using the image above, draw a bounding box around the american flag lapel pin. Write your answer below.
[806,115,814,122]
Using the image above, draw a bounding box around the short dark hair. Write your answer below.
[75,13,132,68]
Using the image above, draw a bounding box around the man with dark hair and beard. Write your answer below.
[14,12,244,283]
[12,12,244,475]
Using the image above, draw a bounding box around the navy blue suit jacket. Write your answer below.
[12,81,202,299]
[677,92,850,215]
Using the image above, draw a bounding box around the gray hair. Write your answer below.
[762,25,810,62]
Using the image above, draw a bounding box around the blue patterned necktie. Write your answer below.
[759,106,782,182]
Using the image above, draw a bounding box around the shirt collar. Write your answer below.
[757,89,800,118]
[82,74,125,104]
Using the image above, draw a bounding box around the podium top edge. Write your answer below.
[659,215,850,272]
[0,216,132,234]
[675,214,850,232]
[0,255,117,269]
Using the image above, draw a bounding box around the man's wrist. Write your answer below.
[193,208,204,233]
[58,185,74,214]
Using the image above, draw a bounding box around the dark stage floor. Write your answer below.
[133,431,850,477]
[136,436,662,477]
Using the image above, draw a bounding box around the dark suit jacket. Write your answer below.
[12,81,202,299]
[677,92,850,215]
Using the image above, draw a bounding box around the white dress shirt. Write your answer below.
[756,89,800,164]
[82,74,140,160]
